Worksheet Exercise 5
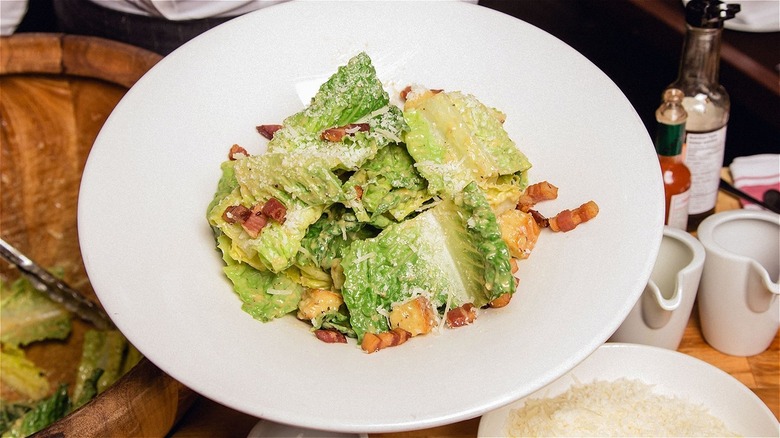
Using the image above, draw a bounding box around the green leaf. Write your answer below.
[2,385,69,438]
[282,52,389,133]
[340,182,514,341]
[0,276,72,347]
[223,264,303,322]
[342,144,431,227]
[0,346,50,402]
[72,330,128,405]
[403,90,531,196]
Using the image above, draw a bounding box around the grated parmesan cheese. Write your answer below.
[505,378,737,437]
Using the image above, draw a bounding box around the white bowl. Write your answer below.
[478,343,779,437]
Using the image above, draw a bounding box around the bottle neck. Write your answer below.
[655,121,685,157]
[676,25,722,86]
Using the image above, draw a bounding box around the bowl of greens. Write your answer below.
[0,33,190,438]
[77,1,663,433]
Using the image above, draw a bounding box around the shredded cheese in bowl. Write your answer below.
[506,378,737,437]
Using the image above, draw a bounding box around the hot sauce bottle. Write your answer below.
[655,88,691,230]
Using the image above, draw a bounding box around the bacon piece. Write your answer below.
[391,327,411,345]
[321,123,370,142]
[222,205,251,224]
[377,331,401,349]
[549,201,599,232]
[314,329,347,344]
[360,328,411,354]
[528,209,550,229]
[518,181,559,212]
[256,124,282,140]
[228,144,249,160]
[261,197,287,224]
[446,303,477,328]
[361,333,382,354]
[241,205,268,238]
[400,85,413,101]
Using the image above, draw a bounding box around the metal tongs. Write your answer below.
[0,237,114,330]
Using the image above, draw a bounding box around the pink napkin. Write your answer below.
[729,154,780,210]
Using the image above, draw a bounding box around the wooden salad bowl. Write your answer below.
[1,33,196,436]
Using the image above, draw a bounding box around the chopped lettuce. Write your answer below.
[0,346,50,402]
[295,205,377,289]
[311,309,355,339]
[1,385,69,438]
[342,143,431,228]
[282,52,390,133]
[403,90,531,196]
[223,264,303,322]
[340,182,514,341]
[0,274,142,435]
[70,369,103,411]
[267,52,407,171]
[71,330,129,405]
[233,153,344,207]
[0,276,72,347]
[208,188,326,273]
[268,106,407,171]
[0,401,31,437]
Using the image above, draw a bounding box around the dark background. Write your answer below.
[15,0,779,164]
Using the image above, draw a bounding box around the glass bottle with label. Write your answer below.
[666,0,739,231]
[655,89,691,230]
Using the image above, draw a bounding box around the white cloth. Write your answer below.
[88,0,286,20]
[87,0,477,21]
[1,0,29,35]
[728,0,780,32]
[729,154,780,210]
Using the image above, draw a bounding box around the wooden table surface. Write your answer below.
[168,187,779,437]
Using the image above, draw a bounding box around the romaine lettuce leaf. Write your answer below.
[0,345,50,402]
[0,276,71,347]
[233,152,344,207]
[266,52,406,171]
[71,330,128,405]
[403,90,531,196]
[340,182,514,341]
[268,105,406,171]
[207,151,346,272]
[1,384,69,438]
[223,263,303,322]
[312,308,355,339]
[282,52,389,133]
[295,205,377,289]
[342,144,431,228]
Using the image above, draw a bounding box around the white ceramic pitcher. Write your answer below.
[696,209,780,357]
[610,226,705,350]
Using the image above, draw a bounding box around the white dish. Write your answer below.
[478,343,780,437]
[247,419,367,438]
[78,1,663,433]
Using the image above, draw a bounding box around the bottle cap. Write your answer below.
[685,0,740,29]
